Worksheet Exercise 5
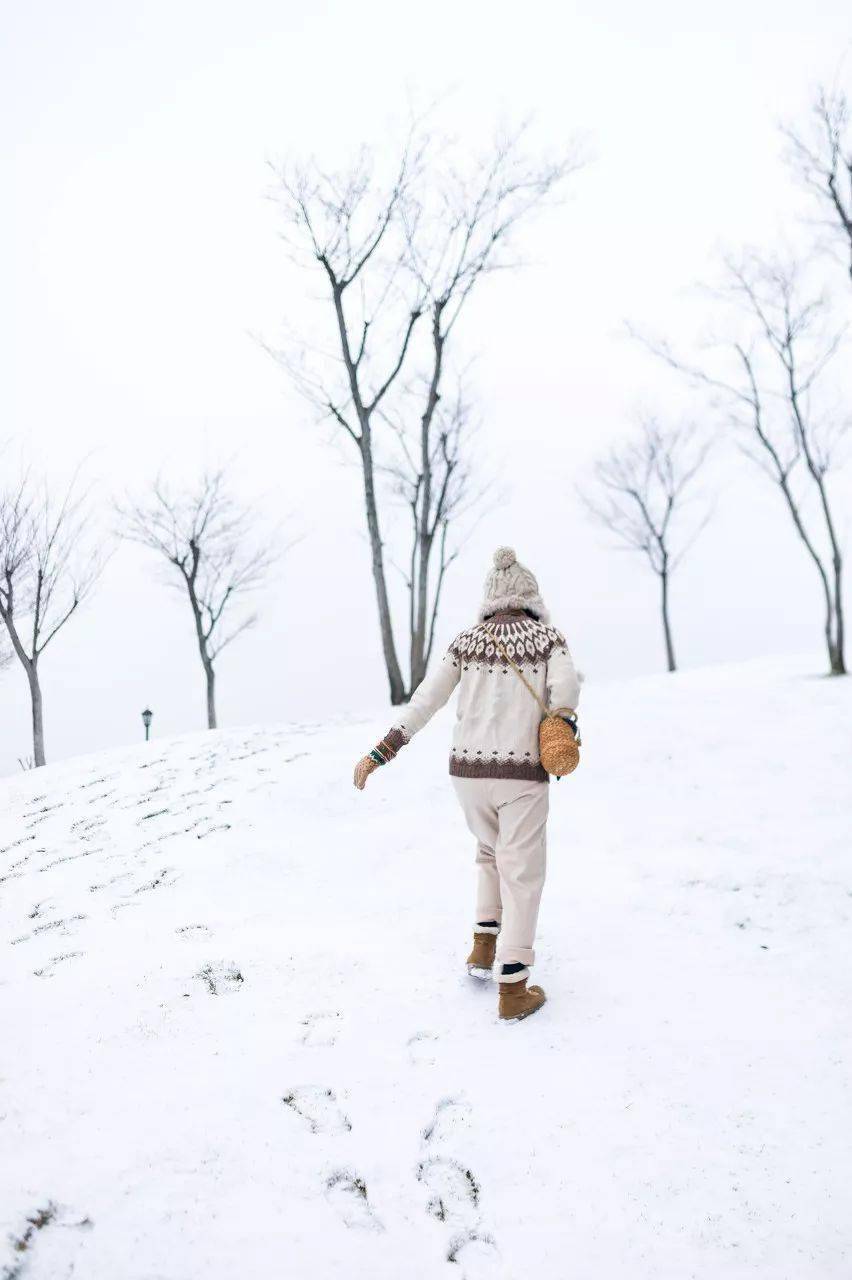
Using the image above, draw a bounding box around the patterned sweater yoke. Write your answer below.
[375,611,581,783]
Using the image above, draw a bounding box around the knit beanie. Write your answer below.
[479,547,549,622]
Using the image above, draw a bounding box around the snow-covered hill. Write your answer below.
[2,657,850,1280]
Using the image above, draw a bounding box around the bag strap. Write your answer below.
[487,625,552,718]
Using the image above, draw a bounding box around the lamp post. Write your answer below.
[142,708,153,742]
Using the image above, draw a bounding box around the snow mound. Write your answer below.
[1,658,850,1278]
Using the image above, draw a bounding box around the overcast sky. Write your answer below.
[2,0,851,775]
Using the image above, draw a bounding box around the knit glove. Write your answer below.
[353,756,379,790]
[353,728,408,790]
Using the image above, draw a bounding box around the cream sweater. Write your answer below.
[381,610,581,783]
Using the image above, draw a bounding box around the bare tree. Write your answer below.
[637,254,848,675]
[119,471,279,728]
[267,123,581,704]
[0,472,103,766]
[784,86,852,283]
[581,418,711,671]
[379,377,487,687]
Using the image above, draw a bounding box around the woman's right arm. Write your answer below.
[546,633,581,714]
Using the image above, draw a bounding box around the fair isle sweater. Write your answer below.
[378,610,581,783]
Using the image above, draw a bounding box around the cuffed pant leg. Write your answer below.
[452,777,502,926]
[493,781,549,972]
[474,844,502,927]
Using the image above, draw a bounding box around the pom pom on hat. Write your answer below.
[479,546,549,623]
[493,547,517,570]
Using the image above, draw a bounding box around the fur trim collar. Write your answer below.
[479,592,549,623]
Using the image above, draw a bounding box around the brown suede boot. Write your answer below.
[498,977,546,1021]
[466,931,497,977]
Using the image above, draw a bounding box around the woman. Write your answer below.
[354,547,581,1022]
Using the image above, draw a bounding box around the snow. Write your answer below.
[1,656,850,1279]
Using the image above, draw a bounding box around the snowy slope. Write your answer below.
[1,658,850,1280]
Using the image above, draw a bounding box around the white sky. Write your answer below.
[2,0,851,774]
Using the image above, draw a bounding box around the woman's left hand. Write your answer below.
[353,756,379,790]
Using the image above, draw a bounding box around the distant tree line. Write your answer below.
[0,463,283,768]
[583,83,851,676]
[1,88,849,768]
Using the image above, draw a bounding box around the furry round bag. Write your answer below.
[489,628,581,778]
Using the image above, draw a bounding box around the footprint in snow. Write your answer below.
[417,1156,480,1229]
[130,868,175,896]
[324,1170,383,1231]
[407,1030,439,1066]
[5,1201,93,1277]
[33,951,85,979]
[0,835,37,855]
[282,1086,351,1135]
[301,1011,341,1047]
[195,962,244,995]
[78,772,118,789]
[11,915,87,946]
[447,1229,500,1273]
[111,901,142,917]
[89,870,134,893]
[422,1097,470,1146]
[418,1100,499,1266]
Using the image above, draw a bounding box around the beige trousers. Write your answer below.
[452,776,549,975]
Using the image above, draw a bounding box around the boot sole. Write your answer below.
[467,965,493,980]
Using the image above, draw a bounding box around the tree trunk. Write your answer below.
[786,375,847,676]
[409,527,432,696]
[411,460,433,696]
[792,522,840,678]
[830,559,846,675]
[805,476,845,675]
[410,497,431,694]
[184,563,222,728]
[205,663,217,729]
[359,434,406,705]
[28,662,46,767]
[818,568,846,677]
[764,460,843,678]
[660,570,676,673]
[0,612,47,765]
[408,304,445,699]
[409,625,427,694]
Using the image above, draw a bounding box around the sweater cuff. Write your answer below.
[372,725,410,764]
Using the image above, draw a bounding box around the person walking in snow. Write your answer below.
[354,547,581,1022]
